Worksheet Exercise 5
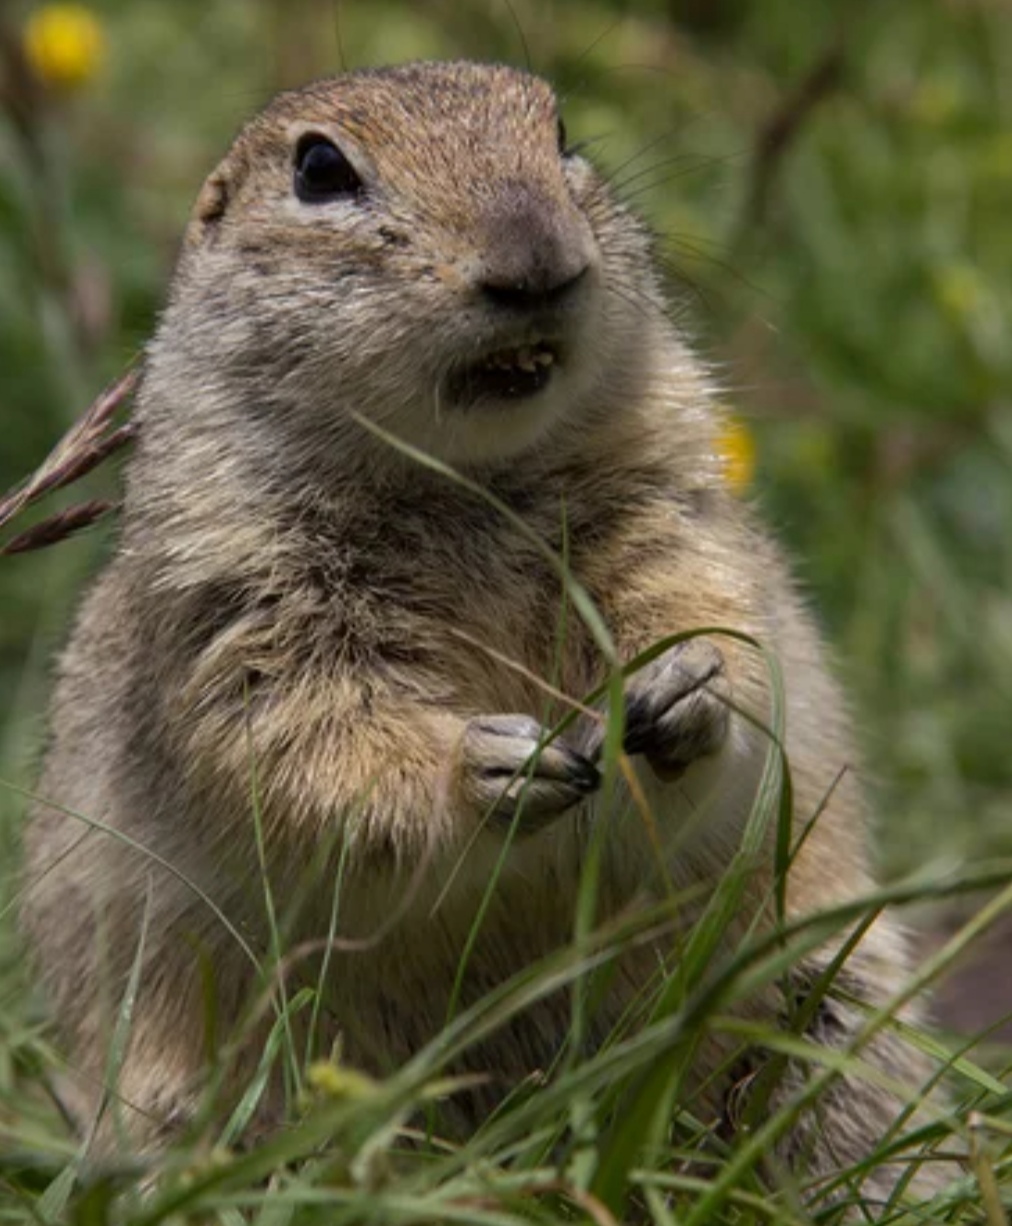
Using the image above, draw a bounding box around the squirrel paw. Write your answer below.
[460,714,600,830]
[622,639,731,778]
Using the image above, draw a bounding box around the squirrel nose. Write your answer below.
[477,180,592,310]
[481,264,589,309]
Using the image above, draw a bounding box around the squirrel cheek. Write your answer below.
[432,262,470,292]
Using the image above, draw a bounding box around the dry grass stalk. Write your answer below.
[0,366,137,555]
[1,500,118,555]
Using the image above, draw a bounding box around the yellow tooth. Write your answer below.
[478,345,554,375]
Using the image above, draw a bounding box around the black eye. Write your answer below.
[294,135,362,201]
[557,116,569,156]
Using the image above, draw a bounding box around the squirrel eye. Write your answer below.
[557,116,569,156]
[294,135,362,201]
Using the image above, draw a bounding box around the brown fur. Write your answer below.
[22,62,941,1202]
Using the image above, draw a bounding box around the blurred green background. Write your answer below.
[1,0,1011,885]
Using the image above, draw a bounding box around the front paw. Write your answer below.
[623,639,730,778]
[459,713,600,831]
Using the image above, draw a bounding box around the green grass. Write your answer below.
[3,734,1012,1223]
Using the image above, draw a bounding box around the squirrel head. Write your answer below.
[148,62,661,473]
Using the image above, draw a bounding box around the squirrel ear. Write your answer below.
[189,168,231,241]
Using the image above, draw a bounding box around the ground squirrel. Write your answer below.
[22,62,941,1198]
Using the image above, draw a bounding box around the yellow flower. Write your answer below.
[933,262,986,321]
[716,414,756,493]
[306,1060,377,1101]
[23,4,105,90]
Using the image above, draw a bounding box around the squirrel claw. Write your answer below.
[460,713,600,830]
[622,639,730,776]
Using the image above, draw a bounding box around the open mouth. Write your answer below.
[449,341,559,405]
